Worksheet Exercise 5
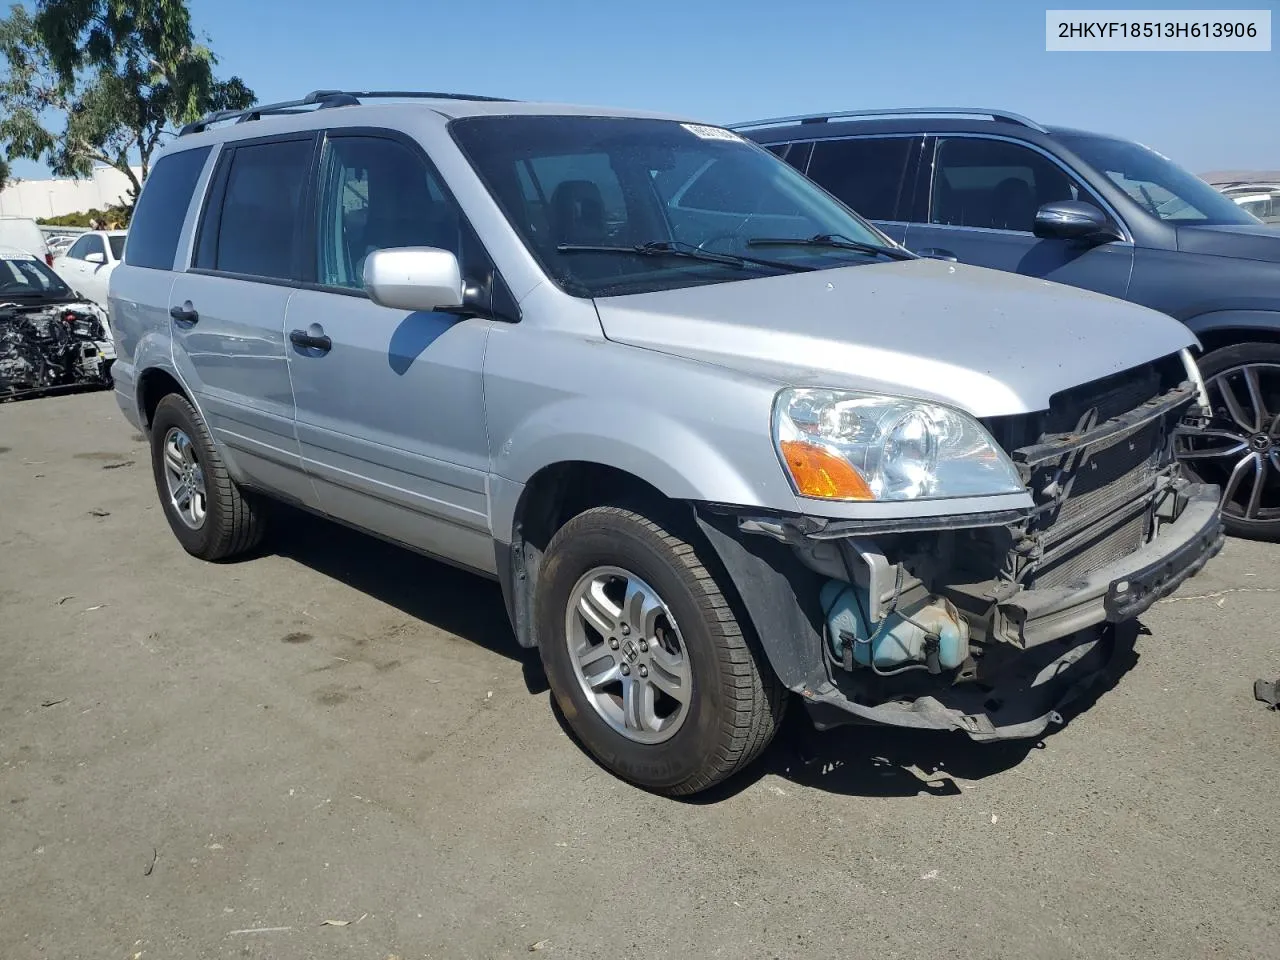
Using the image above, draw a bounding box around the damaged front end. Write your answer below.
[698,351,1224,741]
[0,301,115,401]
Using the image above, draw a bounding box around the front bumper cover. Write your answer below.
[696,480,1223,743]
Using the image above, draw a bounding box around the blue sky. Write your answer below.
[8,0,1279,180]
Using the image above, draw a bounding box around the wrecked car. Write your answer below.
[0,247,114,400]
[110,91,1223,796]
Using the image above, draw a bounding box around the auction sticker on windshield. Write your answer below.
[681,123,744,142]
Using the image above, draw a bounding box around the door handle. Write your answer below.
[169,302,199,325]
[289,328,332,354]
[914,247,959,262]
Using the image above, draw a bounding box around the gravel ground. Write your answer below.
[2,391,1277,960]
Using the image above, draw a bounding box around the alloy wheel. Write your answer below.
[1176,362,1280,523]
[161,426,208,529]
[564,565,692,745]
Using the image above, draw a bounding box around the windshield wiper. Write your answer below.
[746,233,915,261]
[556,240,813,273]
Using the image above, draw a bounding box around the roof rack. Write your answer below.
[178,89,516,136]
[727,108,1049,135]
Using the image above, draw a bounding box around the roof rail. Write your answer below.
[727,107,1049,135]
[178,89,516,136]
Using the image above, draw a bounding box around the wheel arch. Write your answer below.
[1185,311,1280,355]
[494,458,828,701]
[499,460,688,649]
[136,366,192,430]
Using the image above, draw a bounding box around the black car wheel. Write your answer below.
[1177,342,1280,541]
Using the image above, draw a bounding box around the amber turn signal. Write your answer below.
[779,440,874,500]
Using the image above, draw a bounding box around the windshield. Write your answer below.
[1060,133,1260,225]
[108,234,126,260]
[450,115,897,297]
[0,253,73,299]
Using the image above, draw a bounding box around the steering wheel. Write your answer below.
[696,232,739,253]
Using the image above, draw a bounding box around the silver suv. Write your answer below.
[110,90,1223,795]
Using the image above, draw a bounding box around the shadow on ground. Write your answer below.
[557,624,1142,803]
[695,622,1142,802]
[268,506,542,678]
[267,505,1143,802]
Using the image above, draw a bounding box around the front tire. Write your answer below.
[1178,342,1280,541]
[149,393,266,561]
[536,504,785,796]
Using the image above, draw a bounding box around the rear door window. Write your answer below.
[806,136,917,221]
[124,145,211,270]
[197,137,314,281]
[107,234,126,260]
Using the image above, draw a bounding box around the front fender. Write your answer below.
[491,396,800,540]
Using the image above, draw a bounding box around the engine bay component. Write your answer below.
[0,301,114,400]
[821,578,969,674]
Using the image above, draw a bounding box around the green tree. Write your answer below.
[0,0,253,202]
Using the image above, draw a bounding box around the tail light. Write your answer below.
[45,253,54,266]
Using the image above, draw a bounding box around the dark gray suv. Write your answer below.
[734,108,1280,541]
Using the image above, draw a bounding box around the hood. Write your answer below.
[1177,222,1280,263]
[594,259,1195,418]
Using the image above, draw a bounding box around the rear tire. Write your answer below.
[1179,342,1280,542]
[149,393,266,561]
[535,504,786,796]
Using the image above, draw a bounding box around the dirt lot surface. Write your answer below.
[2,391,1278,960]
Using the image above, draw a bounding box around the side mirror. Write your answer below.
[362,247,465,313]
[1033,201,1122,243]
[84,251,106,264]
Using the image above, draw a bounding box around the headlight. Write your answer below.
[772,388,1024,501]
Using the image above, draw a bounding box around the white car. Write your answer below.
[52,230,127,309]
[0,216,53,265]
[1222,184,1280,224]
[46,235,77,257]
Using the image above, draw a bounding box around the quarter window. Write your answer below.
[125,145,211,270]
[929,137,1087,232]
[807,137,915,221]
[201,138,313,280]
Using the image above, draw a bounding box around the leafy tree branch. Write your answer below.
[0,0,253,203]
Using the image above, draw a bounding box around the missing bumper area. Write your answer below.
[695,368,1224,741]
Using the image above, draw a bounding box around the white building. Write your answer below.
[0,164,143,219]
